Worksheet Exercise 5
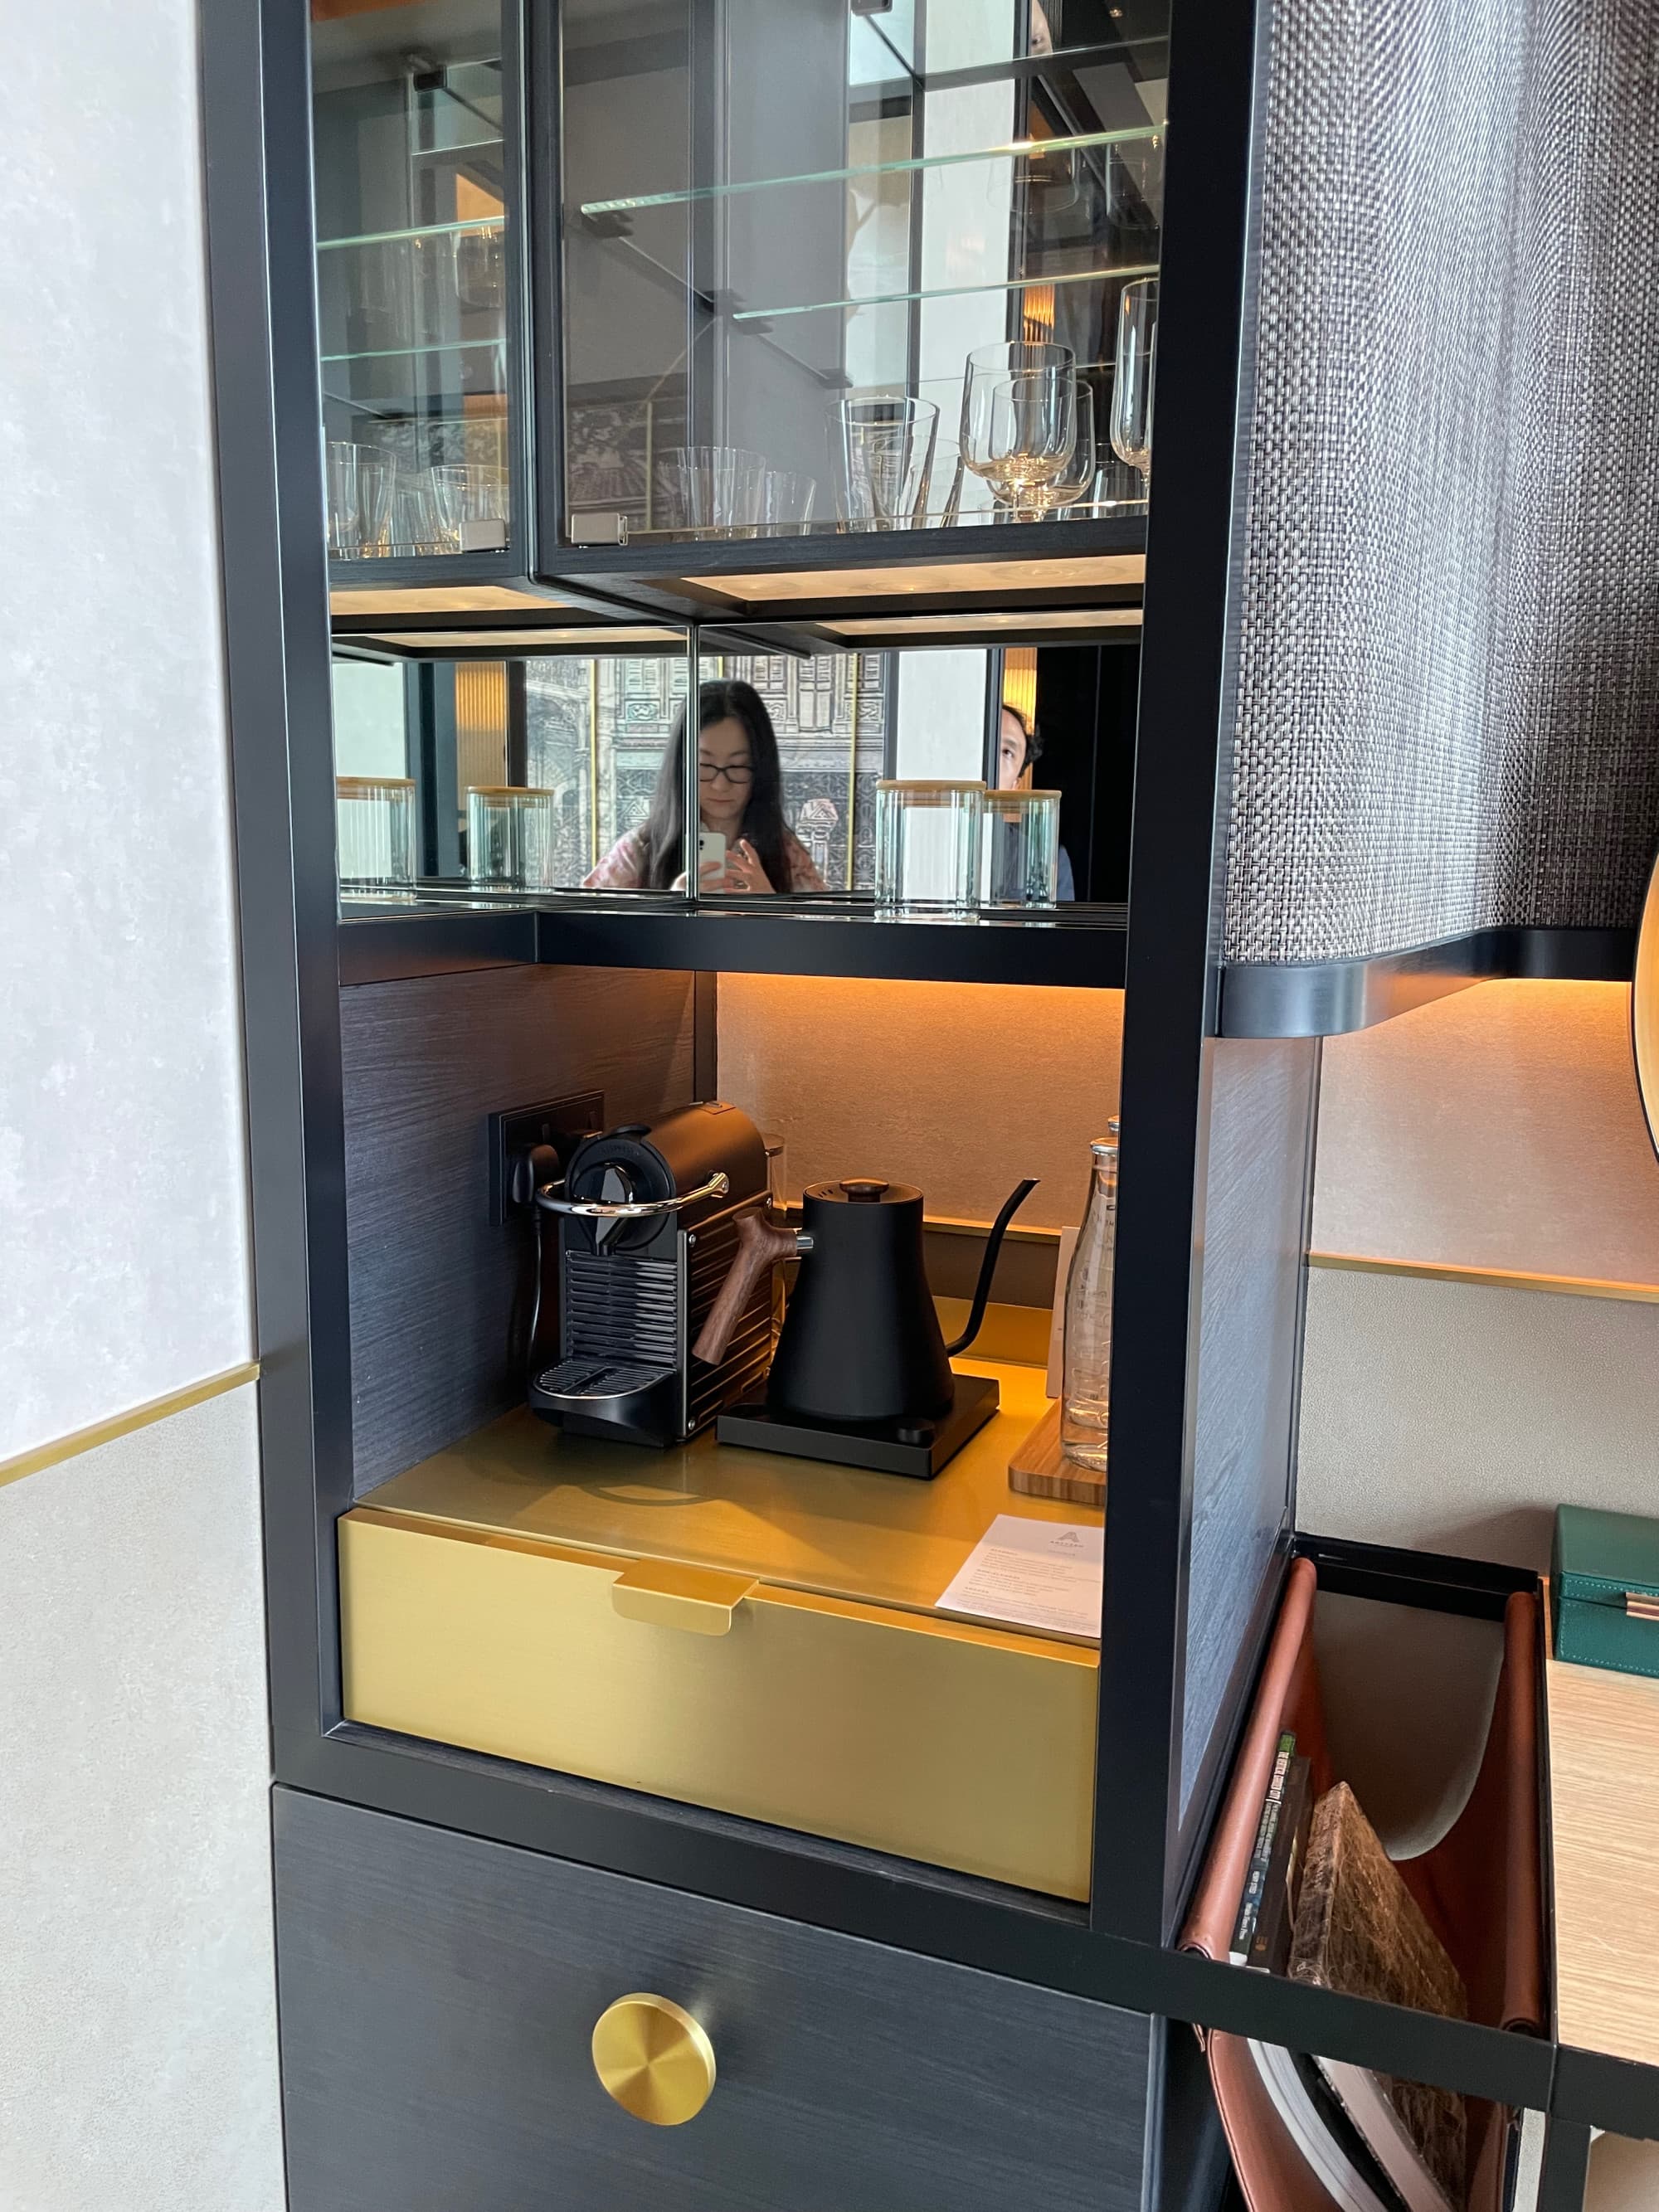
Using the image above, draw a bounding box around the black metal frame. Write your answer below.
[205,0,1659,2193]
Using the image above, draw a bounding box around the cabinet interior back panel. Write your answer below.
[340,964,698,1490]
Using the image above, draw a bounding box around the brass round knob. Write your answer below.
[591,1994,716,2126]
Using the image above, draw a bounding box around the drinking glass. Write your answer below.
[429,462,509,552]
[960,341,1073,523]
[760,468,817,536]
[983,788,1061,906]
[353,455,397,557]
[832,397,938,532]
[336,776,416,891]
[326,440,360,557]
[968,371,1077,521]
[1041,379,1097,516]
[467,786,557,889]
[455,221,505,314]
[394,472,443,556]
[656,446,766,537]
[874,780,984,913]
[1110,277,1158,492]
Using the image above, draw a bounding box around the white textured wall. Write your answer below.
[0,0,281,2203]
[0,0,253,1464]
[0,1388,284,2212]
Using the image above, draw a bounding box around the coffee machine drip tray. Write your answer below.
[717,1373,999,1481]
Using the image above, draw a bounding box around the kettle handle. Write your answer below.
[693,1212,802,1367]
[942,1177,1039,1357]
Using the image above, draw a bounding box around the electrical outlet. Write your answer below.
[487,1091,605,1225]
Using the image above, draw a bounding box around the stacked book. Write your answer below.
[1231,1751,1472,2212]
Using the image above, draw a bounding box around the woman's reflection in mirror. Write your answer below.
[584,678,828,893]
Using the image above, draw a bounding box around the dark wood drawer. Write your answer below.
[275,1789,1151,2212]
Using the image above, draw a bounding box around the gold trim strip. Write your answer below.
[1309,1252,1659,1307]
[1625,1593,1659,1622]
[0,1362,261,1495]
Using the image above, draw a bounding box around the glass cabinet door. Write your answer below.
[313,2,517,566]
[556,0,1167,549]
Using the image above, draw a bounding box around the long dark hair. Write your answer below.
[640,678,792,891]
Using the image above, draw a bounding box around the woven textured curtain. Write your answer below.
[1221,0,1659,965]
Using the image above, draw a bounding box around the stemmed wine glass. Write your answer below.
[1109,279,1157,498]
[961,342,1075,523]
[1039,378,1097,517]
[965,362,1077,522]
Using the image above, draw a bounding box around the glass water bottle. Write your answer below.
[1061,1129,1119,1471]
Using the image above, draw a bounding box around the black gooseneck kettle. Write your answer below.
[694,1174,1037,1425]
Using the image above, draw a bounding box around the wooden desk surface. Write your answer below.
[1546,1638,1659,2066]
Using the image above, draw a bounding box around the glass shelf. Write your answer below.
[317,215,504,253]
[579,124,1160,217]
[734,260,1160,327]
[321,335,506,366]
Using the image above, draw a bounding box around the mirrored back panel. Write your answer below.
[330,631,1138,906]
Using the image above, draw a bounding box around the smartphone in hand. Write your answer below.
[698,829,727,876]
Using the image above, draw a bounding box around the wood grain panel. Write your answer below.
[717,975,1122,1232]
[275,1788,1151,2212]
[341,965,697,1490]
[1548,1642,1659,2069]
[1179,1039,1319,1839]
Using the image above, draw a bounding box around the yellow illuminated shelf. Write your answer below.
[356,1356,1099,1641]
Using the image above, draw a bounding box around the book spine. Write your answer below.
[1230,1730,1296,1962]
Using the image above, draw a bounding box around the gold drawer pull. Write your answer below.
[591,1994,716,2125]
[1625,1592,1659,1621]
[609,1559,758,1636]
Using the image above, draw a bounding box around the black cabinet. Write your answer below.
[275,1787,1153,2212]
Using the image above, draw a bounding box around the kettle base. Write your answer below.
[716,1372,999,1480]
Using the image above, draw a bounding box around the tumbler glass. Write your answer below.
[760,468,817,535]
[656,446,766,537]
[1110,277,1158,490]
[832,397,938,532]
[874,780,984,914]
[983,788,1061,907]
[467,786,557,889]
[336,776,416,891]
[353,455,397,557]
[326,440,360,557]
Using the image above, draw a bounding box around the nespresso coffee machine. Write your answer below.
[528,1101,771,1447]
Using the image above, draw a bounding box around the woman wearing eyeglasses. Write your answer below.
[583,678,828,894]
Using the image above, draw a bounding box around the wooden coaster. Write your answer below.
[1006,1398,1106,1508]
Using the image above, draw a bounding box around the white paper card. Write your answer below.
[936,1514,1103,1639]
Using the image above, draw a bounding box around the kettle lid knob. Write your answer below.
[839,1178,890,1203]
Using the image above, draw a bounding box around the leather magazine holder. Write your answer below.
[1180,1558,1545,2212]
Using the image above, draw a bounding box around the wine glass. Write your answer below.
[1109,278,1157,495]
[1040,378,1097,517]
[966,369,1077,522]
[961,342,1074,523]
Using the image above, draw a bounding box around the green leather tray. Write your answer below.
[1553,1505,1659,1679]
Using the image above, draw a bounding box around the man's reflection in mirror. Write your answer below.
[997,702,1075,902]
[585,678,828,893]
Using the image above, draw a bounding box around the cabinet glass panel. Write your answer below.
[314,3,513,562]
[557,1,1167,547]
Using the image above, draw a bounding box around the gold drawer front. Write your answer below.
[339,1509,1097,1900]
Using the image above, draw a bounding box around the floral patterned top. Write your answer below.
[582,825,829,893]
